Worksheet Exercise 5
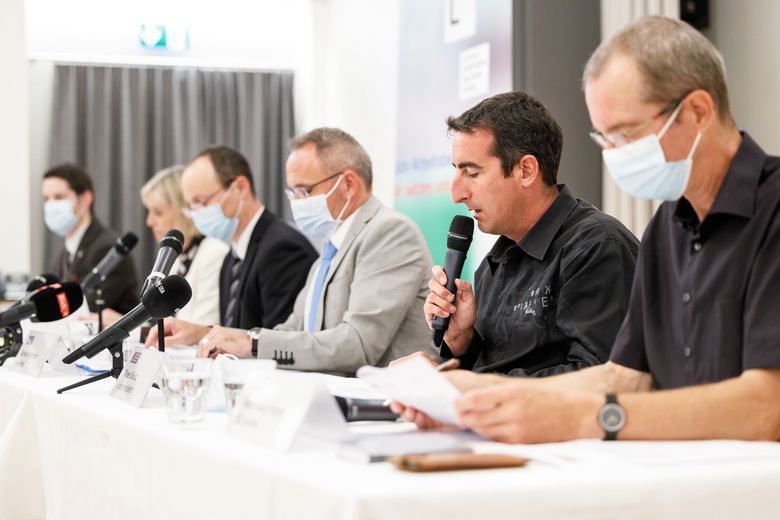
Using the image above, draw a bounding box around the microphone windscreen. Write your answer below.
[26,273,60,292]
[161,229,184,254]
[29,282,84,321]
[141,274,192,319]
[118,232,139,253]
[446,215,475,252]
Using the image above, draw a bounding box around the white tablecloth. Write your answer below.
[2,367,780,520]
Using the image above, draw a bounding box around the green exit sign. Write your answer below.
[139,24,190,51]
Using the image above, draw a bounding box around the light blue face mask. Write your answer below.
[44,198,80,237]
[289,174,351,242]
[190,187,243,243]
[602,101,702,201]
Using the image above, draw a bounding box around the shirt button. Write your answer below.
[682,292,691,303]
[692,242,702,252]
[684,347,692,358]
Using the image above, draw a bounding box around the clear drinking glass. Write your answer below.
[218,357,276,413]
[161,358,213,423]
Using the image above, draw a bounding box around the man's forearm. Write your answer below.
[530,361,652,393]
[609,369,780,441]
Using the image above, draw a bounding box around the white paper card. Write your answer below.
[14,331,60,377]
[110,345,164,407]
[229,371,348,452]
[47,337,81,375]
[357,357,461,425]
[458,42,490,101]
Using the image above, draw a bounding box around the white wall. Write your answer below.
[303,0,400,206]
[706,0,780,155]
[0,0,31,273]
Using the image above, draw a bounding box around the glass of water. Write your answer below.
[161,358,213,424]
[218,357,276,413]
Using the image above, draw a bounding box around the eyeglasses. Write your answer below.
[285,171,344,200]
[589,98,682,149]
[181,185,229,219]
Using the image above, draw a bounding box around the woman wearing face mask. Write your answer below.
[140,166,229,327]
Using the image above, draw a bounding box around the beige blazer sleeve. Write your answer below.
[256,198,435,374]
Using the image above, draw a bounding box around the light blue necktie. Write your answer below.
[307,241,338,332]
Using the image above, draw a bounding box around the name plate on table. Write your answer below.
[229,370,348,452]
[13,331,60,377]
[47,337,81,375]
[110,345,164,407]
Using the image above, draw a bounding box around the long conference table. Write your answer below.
[3,365,780,520]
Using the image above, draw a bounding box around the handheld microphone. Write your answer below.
[333,396,400,422]
[81,232,139,293]
[141,229,184,295]
[0,282,84,327]
[431,215,474,347]
[63,274,192,363]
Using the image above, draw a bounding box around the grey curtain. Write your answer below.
[47,64,295,274]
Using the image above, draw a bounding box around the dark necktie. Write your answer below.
[223,252,243,327]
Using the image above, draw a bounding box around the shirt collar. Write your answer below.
[231,207,264,260]
[65,217,91,258]
[673,132,764,228]
[329,211,358,250]
[486,184,578,269]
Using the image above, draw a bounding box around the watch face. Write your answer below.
[599,403,626,433]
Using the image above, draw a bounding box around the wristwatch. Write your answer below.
[247,327,262,357]
[597,393,626,441]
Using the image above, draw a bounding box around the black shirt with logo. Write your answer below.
[610,133,780,389]
[443,184,640,377]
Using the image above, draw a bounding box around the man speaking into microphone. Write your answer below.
[421,91,639,378]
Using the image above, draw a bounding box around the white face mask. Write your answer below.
[602,101,702,201]
[44,198,80,237]
[289,174,351,241]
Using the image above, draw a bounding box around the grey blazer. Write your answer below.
[255,196,438,374]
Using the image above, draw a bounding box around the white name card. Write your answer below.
[229,371,348,452]
[47,337,81,375]
[110,345,164,407]
[14,331,60,377]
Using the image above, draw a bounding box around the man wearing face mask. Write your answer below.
[42,164,139,314]
[146,146,317,348]
[397,16,780,444]
[192,128,437,374]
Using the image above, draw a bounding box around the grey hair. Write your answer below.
[289,127,373,190]
[583,16,733,123]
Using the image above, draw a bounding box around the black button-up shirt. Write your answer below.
[445,185,640,377]
[610,133,780,389]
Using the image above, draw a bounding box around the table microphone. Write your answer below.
[141,229,184,295]
[0,282,84,327]
[431,215,474,347]
[63,274,192,363]
[81,232,139,293]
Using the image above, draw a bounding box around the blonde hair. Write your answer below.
[140,165,199,243]
[583,16,733,123]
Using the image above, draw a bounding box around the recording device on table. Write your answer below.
[57,274,192,394]
[0,281,83,366]
[431,215,474,347]
[80,232,139,332]
[141,229,184,353]
[333,396,400,422]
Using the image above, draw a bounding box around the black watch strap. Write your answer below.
[600,393,625,441]
[251,337,258,357]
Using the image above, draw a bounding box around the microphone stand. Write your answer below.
[56,341,123,394]
[95,286,105,333]
[157,319,166,353]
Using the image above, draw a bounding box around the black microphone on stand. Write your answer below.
[141,229,184,295]
[0,282,84,327]
[5,273,60,311]
[62,274,192,364]
[431,216,474,348]
[81,232,138,293]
